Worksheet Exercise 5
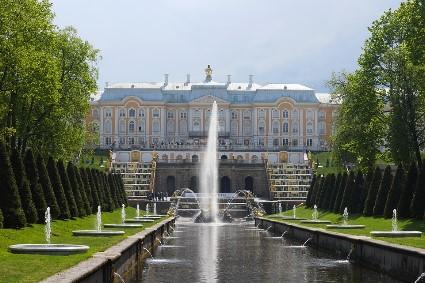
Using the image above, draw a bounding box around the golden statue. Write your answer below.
[205,65,212,82]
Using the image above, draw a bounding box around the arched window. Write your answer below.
[119,120,126,133]
[292,122,299,133]
[307,110,314,120]
[139,109,145,117]
[129,108,136,117]
[282,109,289,119]
[128,121,135,132]
[272,120,279,134]
[152,120,160,133]
[272,109,279,119]
[243,110,251,120]
[319,110,325,119]
[258,109,265,119]
[119,109,125,117]
[139,120,145,132]
[103,120,112,133]
[258,120,265,135]
[283,122,289,133]
[306,122,313,134]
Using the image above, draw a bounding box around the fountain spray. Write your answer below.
[45,207,51,244]
[121,204,126,224]
[136,204,140,218]
[96,206,102,232]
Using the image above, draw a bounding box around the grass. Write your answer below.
[311,151,344,175]
[267,206,425,249]
[0,207,168,283]
[78,152,109,171]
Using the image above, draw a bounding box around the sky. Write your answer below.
[51,0,403,92]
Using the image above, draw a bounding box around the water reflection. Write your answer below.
[139,220,401,283]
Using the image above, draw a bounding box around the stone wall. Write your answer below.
[155,161,269,198]
[255,218,425,283]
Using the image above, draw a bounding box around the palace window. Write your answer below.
[193,109,201,118]
[292,109,299,120]
[272,120,279,134]
[167,111,174,119]
[193,120,200,131]
[282,109,289,119]
[292,139,298,146]
[258,121,265,135]
[283,122,289,133]
[219,109,225,118]
[258,109,265,119]
[282,138,289,146]
[119,137,125,145]
[219,120,225,132]
[273,138,279,146]
[119,109,126,117]
[153,109,160,118]
[92,109,99,118]
[231,120,238,136]
[258,138,265,146]
[319,121,325,134]
[292,122,299,133]
[152,120,160,133]
[128,121,135,132]
[306,138,313,147]
[139,109,145,117]
[105,137,112,145]
[243,110,251,120]
[306,122,313,134]
[139,120,145,132]
[272,109,279,119]
[119,120,126,133]
[128,137,135,145]
[129,108,136,117]
[180,111,187,119]
[104,109,112,117]
[319,111,325,120]
[167,120,175,133]
[307,110,314,120]
[243,120,251,136]
[231,111,238,119]
[104,120,112,134]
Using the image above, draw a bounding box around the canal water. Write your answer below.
[137,220,400,283]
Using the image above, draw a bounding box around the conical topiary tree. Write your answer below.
[57,160,79,218]
[0,142,26,228]
[75,165,91,215]
[113,174,124,205]
[328,173,342,211]
[94,170,106,209]
[88,168,100,212]
[318,174,331,209]
[324,174,336,210]
[333,172,347,213]
[117,174,128,206]
[358,168,373,213]
[349,171,363,214]
[373,165,393,216]
[339,171,355,213]
[67,162,86,217]
[306,175,316,208]
[47,156,70,219]
[36,155,60,219]
[309,176,321,208]
[363,167,382,216]
[24,149,47,223]
[10,149,38,224]
[397,161,417,218]
[80,168,94,213]
[108,174,119,209]
[314,177,325,207]
[102,173,114,212]
[410,162,425,219]
[384,165,405,218]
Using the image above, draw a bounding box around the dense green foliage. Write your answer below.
[397,162,417,218]
[57,160,78,218]
[0,0,99,160]
[36,155,60,219]
[46,156,70,219]
[373,166,393,216]
[363,167,382,216]
[411,163,425,219]
[333,172,347,212]
[384,165,405,218]
[0,142,26,228]
[339,171,355,213]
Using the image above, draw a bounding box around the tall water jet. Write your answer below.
[136,204,140,218]
[96,206,102,232]
[45,207,51,244]
[121,204,126,224]
[199,101,219,222]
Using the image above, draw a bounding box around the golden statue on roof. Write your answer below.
[205,65,212,82]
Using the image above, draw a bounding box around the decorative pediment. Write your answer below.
[189,95,229,105]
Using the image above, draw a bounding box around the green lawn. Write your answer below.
[311,151,344,175]
[78,152,109,171]
[0,207,168,283]
[267,206,425,249]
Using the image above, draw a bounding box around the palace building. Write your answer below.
[87,66,339,203]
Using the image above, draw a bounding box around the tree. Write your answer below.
[108,174,119,209]
[101,173,114,212]
[24,149,47,223]
[67,162,86,216]
[87,168,100,212]
[339,171,355,213]
[46,156,70,219]
[360,167,374,213]
[75,165,91,215]
[314,177,325,207]
[321,174,335,210]
[57,160,78,218]
[0,142,26,228]
[36,155,60,219]
[373,166,393,216]
[384,165,405,218]
[306,175,316,207]
[329,173,342,211]
[397,161,417,218]
[349,171,364,214]
[333,172,348,212]
[410,162,425,219]
[10,149,38,223]
[363,167,382,216]
[79,168,94,213]
[318,175,331,209]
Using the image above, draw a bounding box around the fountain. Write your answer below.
[271,204,306,220]
[137,204,140,218]
[104,204,144,228]
[279,203,282,214]
[9,207,89,255]
[73,206,125,236]
[300,205,331,224]
[370,209,422,237]
[195,101,219,223]
[326,207,365,229]
[146,203,150,215]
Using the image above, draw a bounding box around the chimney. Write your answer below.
[186,74,190,85]
[164,74,169,86]
[248,75,254,88]
[227,75,231,85]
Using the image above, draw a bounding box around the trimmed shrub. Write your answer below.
[373,165,393,216]
[329,173,342,211]
[349,171,363,214]
[67,162,86,216]
[314,177,325,207]
[359,168,374,213]
[363,167,382,216]
[333,172,347,212]
[102,173,114,212]
[46,156,70,219]
[57,160,79,218]
[88,168,100,212]
[80,168,94,213]
[0,142,26,228]
[339,171,355,213]
[108,174,119,209]
[24,149,47,223]
[10,149,38,223]
[113,174,124,205]
[75,165,91,214]
[410,162,425,219]
[36,155,60,219]
[317,174,330,209]
[384,165,405,218]
[397,161,417,218]
[94,170,107,209]
[118,174,128,206]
